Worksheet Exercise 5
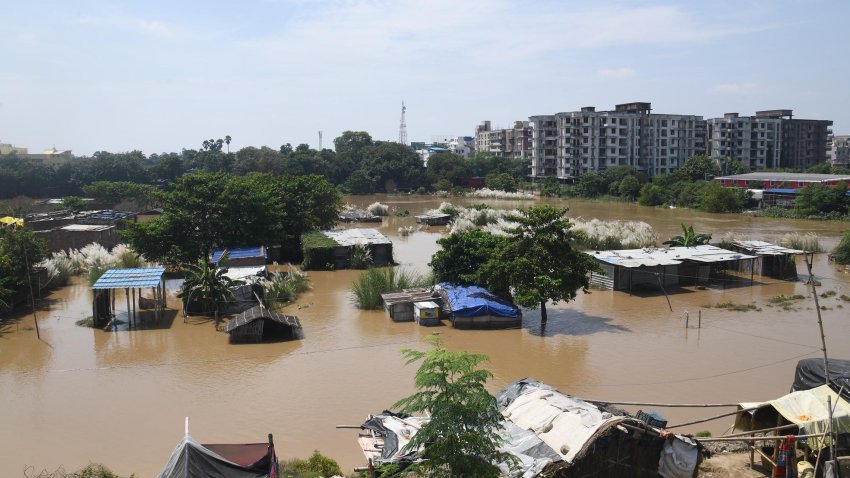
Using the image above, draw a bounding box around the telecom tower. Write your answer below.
[398,101,408,146]
[318,131,323,150]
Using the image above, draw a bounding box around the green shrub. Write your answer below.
[262,270,311,309]
[351,267,432,309]
[834,231,850,265]
[695,430,712,437]
[279,450,342,478]
[350,243,373,269]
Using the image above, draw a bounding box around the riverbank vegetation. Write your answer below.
[754,182,850,221]
[0,225,47,314]
[834,232,850,264]
[41,243,146,288]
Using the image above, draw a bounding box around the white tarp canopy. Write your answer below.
[739,384,850,450]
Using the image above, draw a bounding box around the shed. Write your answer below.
[323,228,393,268]
[413,301,440,326]
[226,305,301,343]
[437,283,521,329]
[157,433,278,478]
[211,246,267,267]
[91,267,167,329]
[729,240,803,279]
[415,213,451,226]
[587,245,757,292]
[380,287,440,322]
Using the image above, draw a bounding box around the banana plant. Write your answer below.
[663,223,712,247]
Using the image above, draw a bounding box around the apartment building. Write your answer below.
[707,110,832,170]
[829,135,850,167]
[474,121,531,159]
[530,102,705,179]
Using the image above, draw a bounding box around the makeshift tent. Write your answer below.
[791,358,850,401]
[736,384,850,451]
[437,283,520,329]
[226,306,301,343]
[157,434,278,478]
[356,378,700,478]
[211,246,267,267]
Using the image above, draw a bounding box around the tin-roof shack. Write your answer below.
[303,228,393,270]
[226,306,301,343]
[587,245,757,292]
[729,240,804,279]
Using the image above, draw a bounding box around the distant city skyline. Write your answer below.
[1,0,848,156]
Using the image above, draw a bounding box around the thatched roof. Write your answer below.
[226,306,301,332]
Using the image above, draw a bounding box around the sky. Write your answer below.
[0,0,848,156]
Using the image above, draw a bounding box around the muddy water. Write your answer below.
[2,195,849,477]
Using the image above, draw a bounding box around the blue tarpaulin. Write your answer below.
[439,283,519,318]
[210,246,265,264]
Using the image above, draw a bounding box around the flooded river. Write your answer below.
[2,195,849,477]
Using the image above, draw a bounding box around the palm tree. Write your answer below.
[663,224,712,247]
[224,135,232,154]
[178,254,241,323]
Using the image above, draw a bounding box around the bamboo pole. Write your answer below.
[585,400,739,408]
[696,432,825,443]
[665,405,765,428]
[721,422,799,438]
[804,252,830,385]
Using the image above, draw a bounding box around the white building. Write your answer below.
[828,135,849,168]
[530,102,705,179]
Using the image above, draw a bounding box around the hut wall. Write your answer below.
[386,303,414,322]
[371,244,392,266]
[613,265,678,291]
[230,320,265,343]
[35,227,121,253]
[545,428,670,478]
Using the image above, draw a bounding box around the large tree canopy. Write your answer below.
[123,172,341,265]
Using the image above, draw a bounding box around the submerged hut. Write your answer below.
[437,283,521,329]
[353,378,701,477]
[226,305,301,343]
[415,212,451,226]
[157,431,279,478]
[587,245,757,292]
[729,240,803,279]
[302,228,393,270]
[380,287,441,323]
[338,209,382,223]
[211,246,268,283]
[91,267,167,329]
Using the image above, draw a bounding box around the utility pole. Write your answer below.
[805,252,830,384]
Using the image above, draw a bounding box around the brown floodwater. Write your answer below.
[2,195,849,477]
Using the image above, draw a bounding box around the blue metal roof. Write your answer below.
[764,188,799,194]
[210,246,265,264]
[92,268,166,289]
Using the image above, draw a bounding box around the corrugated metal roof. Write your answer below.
[210,246,265,264]
[60,224,113,232]
[732,240,804,256]
[322,228,391,246]
[226,306,301,332]
[589,245,756,268]
[716,172,850,182]
[92,267,165,289]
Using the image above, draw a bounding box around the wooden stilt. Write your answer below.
[125,288,131,329]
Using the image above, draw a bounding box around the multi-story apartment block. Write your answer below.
[444,136,475,158]
[530,102,705,179]
[829,135,850,168]
[707,110,832,170]
[0,142,28,155]
[474,121,531,159]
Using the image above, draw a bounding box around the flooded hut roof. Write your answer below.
[211,246,265,264]
[226,306,301,333]
[92,267,166,289]
[380,287,437,306]
[322,228,391,246]
[338,209,380,221]
[731,240,804,255]
[589,245,756,268]
[224,265,267,282]
[437,283,519,318]
[60,224,112,232]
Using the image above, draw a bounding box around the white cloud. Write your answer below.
[712,82,760,94]
[597,68,636,79]
[72,12,178,38]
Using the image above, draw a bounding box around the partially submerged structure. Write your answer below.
[587,245,757,291]
[157,433,279,478]
[380,287,442,323]
[211,246,268,283]
[29,210,137,252]
[437,283,521,329]
[302,228,393,270]
[226,305,301,343]
[728,240,804,279]
[338,209,382,223]
[354,378,700,477]
[91,267,167,329]
[415,212,452,226]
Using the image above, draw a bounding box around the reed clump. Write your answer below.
[779,232,822,252]
[351,267,432,309]
[570,218,658,250]
[261,269,310,309]
[367,202,389,216]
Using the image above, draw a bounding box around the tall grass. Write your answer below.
[466,188,534,200]
[261,269,311,309]
[367,202,390,216]
[351,267,433,309]
[41,242,149,288]
[570,218,657,250]
[779,232,822,252]
[350,243,373,269]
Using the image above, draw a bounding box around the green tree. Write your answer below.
[699,182,749,212]
[0,226,47,310]
[430,230,509,296]
[483,205,599,323]
[484,172,517,192]
[540,177,561,197]
[344,168,376,194]
[393,335,510,478]
[663,223,712,247]
[833,231,850,264]
[574,172,607,197]
[360,141,424,192]
[794,183,849,216]
[638,183,667,206]
[617,175,641,199]
[61,196,87,213]
[82,181,158,207]
[678,155,720,181]
[427,152,471,187]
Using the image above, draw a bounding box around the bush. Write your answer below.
[834,231,850,265]
[350,243,373,269]
[351,267,432,309]
[779,232,822,253]
[367,202,389,216]
[638,184,666,206]
[279,450,342,478]
[261,269,310,308]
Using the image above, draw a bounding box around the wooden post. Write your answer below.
[698,310,702,328]
[804,252,830,384]
[125,288,131,329]
[828,396,835,465]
